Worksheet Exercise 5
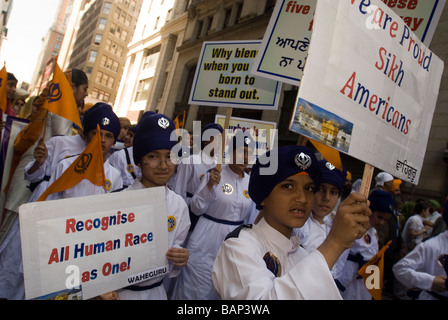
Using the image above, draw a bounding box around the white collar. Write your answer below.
[256,218,301,254]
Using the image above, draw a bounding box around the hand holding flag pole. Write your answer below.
[37,124,106,201]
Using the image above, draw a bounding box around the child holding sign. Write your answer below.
[114,114,190,300]
[212,146,371,299]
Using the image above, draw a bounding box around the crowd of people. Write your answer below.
[0,69,446,300]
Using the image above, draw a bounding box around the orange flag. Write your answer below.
[180,110,186,128]
[358,240,392,300]
[41,63,82,129]
[37,124,106,201]
[309,138,343,171]
[174,114,180,129]
[0,64,7,113]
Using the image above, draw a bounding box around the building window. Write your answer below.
[94,34,102,45]
[154,17,160,30]
[166,9,172,22]
[96,71,115,89]
[99,18,107,30]
[103,2,112,14]
[142,45,161,70]
[92,88,111,103]
[134,78,152,102]
[89,51,98,63]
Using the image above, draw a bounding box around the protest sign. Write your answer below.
[252,0,445,86]
[189,40,281,110]
[379,0,446,45]
[252,0,315,86]
[289,0,444,185]
[19,187,169,300]
[215,115,277,164]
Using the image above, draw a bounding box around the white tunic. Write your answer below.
[169,151,216,206]
[336,227,379,300]
[46,157,123,200]
[173,165,257,299]
[402,214,425,251]
[117,179,190,300]
[25,134,86,202]
[108,147,141,187]
[393,230,448,300]
[212,218,342,300]
[295,213,333,252]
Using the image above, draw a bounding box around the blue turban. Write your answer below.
[82,102,120,142]
[202,123,223,134]
[319,160,347,195]
[138,111,156,125]
[133,114,178,165]
[249,146,322,210]
[368,189,396,215]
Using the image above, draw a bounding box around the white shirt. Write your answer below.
[169,151,217,205]
[402,214,425,251]
[295,213,333,252]
[117,179,191,300]
[393,230,448,300]
[212,218,342,300]
[108,147,141,187]
[25,134,86,202]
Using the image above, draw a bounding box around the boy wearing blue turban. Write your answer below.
[212,145,371,299]
[46,103,123,200]
[295,159,347,252]
[113,114,190,300]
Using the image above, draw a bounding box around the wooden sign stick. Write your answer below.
[359,163,374,197]
[217,107,233,170]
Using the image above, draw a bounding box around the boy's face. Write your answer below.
[261,173,315,238]
[7,80,17,100]
[312,183,340,219]
[231,146,252,171]
[124,130,135,148]
[370,211,391,228]
[85,129,115,158]
[139,150,175,188]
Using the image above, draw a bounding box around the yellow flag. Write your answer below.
[41,63,82,129]
[37,125,105,201]
[0,65,8,113]
[358,240,392,300]
[309,138,342,171]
